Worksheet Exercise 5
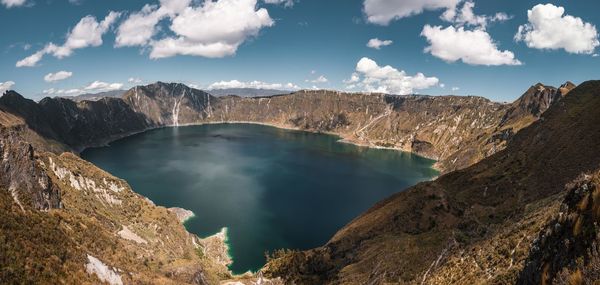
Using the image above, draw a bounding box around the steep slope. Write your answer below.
[0,91,150,151]
[262,80,600,284]
[0,115,231,284]
[123,82,215,126]
[120,82,570,173]
[517,171,600,285]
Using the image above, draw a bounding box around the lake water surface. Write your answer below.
[82,124,438,273]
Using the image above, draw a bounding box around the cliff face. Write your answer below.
[0,82,571,173]
[123,82,215,126]
[118,82,572,173]
[0,91,150,151]
[262,81,600,284]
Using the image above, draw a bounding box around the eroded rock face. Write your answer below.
[118,82,572,172]
[0,128,61,210]
[0,91,151,151]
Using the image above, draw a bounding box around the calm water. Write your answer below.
[82,124,438,273]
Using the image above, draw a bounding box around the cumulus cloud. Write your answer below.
[116,0,274,59]
[43,80,123,96]
[515,3,599,54]
[421,25,521,66]
[208,80,299,90]
[363,0,460,25]
[44,71,73,82]
[1,0,26,8]
[263,0,294,7]
[345,57,439,95]
[115,0,192,47]
[16,11,120,67]
[0,81,15,94]
[367,38,393,49]
[441,1,510,28]
[307,75,328,84]
[84,81,123,92]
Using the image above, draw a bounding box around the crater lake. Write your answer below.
[82,123,438,273]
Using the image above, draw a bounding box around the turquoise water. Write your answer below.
[82,124,438,273]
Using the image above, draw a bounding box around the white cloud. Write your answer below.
[421,25,521,66]
[452,87,460,91]
[439,83,445,88]
[16,11,120,67]
[515,4,599,54]
[208,80,299,90]
[441,1,510,28]
[128,77,143,84]
[117,0,274,59]
[343,73,360,84]
[115,4,164,47]
[16,48,47,67]
[367,38,393,49]
[115,0,191,47]
[84,81,123,92]
[1,0,26,8]
[44,71,73,82]
[0,81,15,94]
[363,0,460,25]
[346,57,439,95]
[263,0,294,7]
[43,81,123,96]
[307,75,328,83]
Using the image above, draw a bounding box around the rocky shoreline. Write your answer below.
[168,207,195,223]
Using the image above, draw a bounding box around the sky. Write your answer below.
[0,0,599,102]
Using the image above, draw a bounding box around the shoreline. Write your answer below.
[77,120,442,172]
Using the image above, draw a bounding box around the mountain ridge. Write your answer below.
[2,80,573,173]
[0,80,595,285]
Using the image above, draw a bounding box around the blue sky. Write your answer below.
[0,0,598,102]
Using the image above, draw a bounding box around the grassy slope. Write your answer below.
[264,81,600,284]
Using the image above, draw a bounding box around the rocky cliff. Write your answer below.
[0,82,571,173]
[119,81,573,173]
[262,81,600,284]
